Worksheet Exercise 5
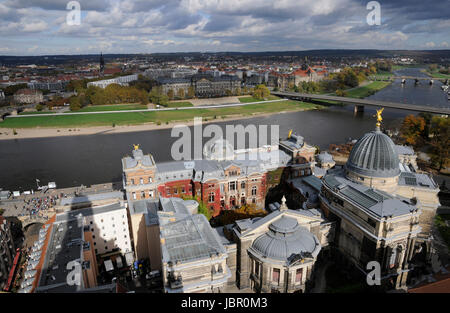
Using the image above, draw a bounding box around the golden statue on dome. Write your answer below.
[374,108,384,128]
[133,144,140,151]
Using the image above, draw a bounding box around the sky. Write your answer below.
[0,0,449,56]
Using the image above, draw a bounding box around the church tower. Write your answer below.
[99,52,105,76]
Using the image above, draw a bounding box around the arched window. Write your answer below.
[252,186,257,196]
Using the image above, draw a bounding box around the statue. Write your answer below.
[288,129,293,139]
[133,144,140,151]
[374,108,384,128]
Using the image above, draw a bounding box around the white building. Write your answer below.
[87,74,139,89]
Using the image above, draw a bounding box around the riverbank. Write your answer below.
[345,81,392,98]
[0,101,322,140]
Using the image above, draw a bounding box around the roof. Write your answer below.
[122,149,156,170]
[408,268,450,293]
[160,214,227,264]
[346,129,400,178]
[60,191,124,206]
[249,216,321,263]
[395,145,415,156]
[322,173,418,219]
[398,172,438,190]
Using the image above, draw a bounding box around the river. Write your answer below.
[0,68,448,191]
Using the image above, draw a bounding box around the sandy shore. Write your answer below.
[0,110,300,141]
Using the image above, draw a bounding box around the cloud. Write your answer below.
[0,0,448,55]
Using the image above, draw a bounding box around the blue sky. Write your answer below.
[0,0,449,55]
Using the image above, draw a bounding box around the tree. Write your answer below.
[400,115,426,146]
[429,116,449,171]
[177,88,185,100]
[252,84,270,100]
[187,86,195,99]
[69,96,81,111]
[167,89,174,100]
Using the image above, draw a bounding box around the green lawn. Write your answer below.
[68,103,148,113]
[166,101,193,108]
[344,81,391,99]
[238,95,280,103]
[0,100,321,128]
[423,70,450,79]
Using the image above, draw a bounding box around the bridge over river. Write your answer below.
[272,91,450,115]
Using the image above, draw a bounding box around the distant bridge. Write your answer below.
[369,76,448,83]
[272,91,450,115]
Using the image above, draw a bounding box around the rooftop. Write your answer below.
[323,173,418,219]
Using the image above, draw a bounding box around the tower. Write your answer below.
[99,52,105,76]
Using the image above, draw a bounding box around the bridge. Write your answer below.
[272,91,450,115]
[369,75,448,83]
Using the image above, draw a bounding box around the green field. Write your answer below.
[423,70,450,79]
[238,95,280,103]
[166,101,194,108]
[344,81,391,98]
[0,100,321,128]
[68,104,148,113]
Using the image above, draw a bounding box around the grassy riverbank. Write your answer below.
[0,100,321,129]
[345,81,391,98]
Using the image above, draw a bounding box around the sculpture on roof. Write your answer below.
[374,108,384,128]
[133,144,140,151]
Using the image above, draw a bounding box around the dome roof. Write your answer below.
[203,139,234,160]
[250,216,321,262]
[346,129,400,178]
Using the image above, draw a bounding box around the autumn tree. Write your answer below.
[177,88,185,100]
[400,115,426,146]
[167,89,174,100]
[252,84,270,100]
[187,86,195,99]
[429,116,449,171]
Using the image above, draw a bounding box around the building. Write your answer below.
[13,88,43,104]
[122,141,290,218]
[0,90,5,100]
[279,132,317,179]
[18,197,133,293]
[158,199,232,293]
[228,197,334,293]
[0,217,15,290]
[157,74,241,98]
[317,120,440,289]
[268,61,328,90]
[87,74,138,89]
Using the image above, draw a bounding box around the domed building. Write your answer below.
[318,115,440,290]
[203,139,235,161]
[230,197,333,293]
[345,127,401,192]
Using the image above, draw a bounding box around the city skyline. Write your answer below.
[1,0,449,56]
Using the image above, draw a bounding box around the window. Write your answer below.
[174,188,178,195]
[229,181,236,191]
[295,268,303,283]
[131,179,135,185]
[105,246,108,250]
[149,190,154,197]
[272,268,280,285]
[90,221,93,224]
[148,177,152,183]
[132,192,136,200]
[209,192,215,203]
[252,186,257,196]
[141,191,145,198]
[140,178,144,184]
[241,181,245,189]
[254,261,260,277]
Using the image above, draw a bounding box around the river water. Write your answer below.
[0,68,448,191]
